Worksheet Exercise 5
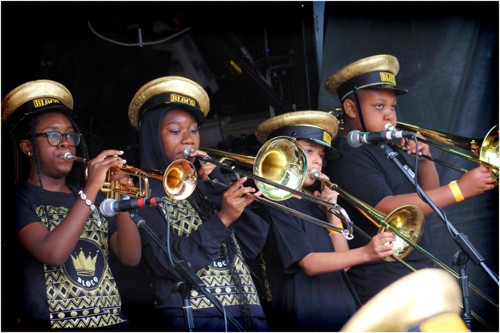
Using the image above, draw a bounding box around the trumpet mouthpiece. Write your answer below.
[64,152,75,161]
[310,169,320,179]
[64,152,87,163]
[385,123,396,131]
[184,148,194,159]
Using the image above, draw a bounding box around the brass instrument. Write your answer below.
[311,170,425,261]
[64,153,197,200]
[396,122,499,181]
[311,170,497,328]
[188,140,496,325]
[187,136,354,238]
[205,178,352,238]
[202,136,308,201]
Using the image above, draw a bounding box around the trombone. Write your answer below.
[193,141,498,324]
[64,153,197,200]
[395,122,499,181]
[310,170,425,262]
[187,136,354,238]
[309,172,498,327]
[196,138,426,262]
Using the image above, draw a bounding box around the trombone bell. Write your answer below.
[254,136,308,201]
[258,149,288,182]
[479,125,499,181]
[317,176,425,262]
[396,122,499,181]
[381,205,425,262]
[199,136,308,201]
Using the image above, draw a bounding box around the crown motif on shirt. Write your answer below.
[71,248,98,276]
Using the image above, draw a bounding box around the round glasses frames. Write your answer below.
[35,131,81,146]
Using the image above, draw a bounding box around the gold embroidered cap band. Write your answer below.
[1,80,74,131]
[255,110,340,160]
[325,54,408,101]
[128,76,210,130]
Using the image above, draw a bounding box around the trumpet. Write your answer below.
[64,153,197,200]
[395,122,499,181]
[311,170,425,262]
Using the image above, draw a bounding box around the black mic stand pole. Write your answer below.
[453,250,472,329]
[128,209,245,332]
[379,143,498,330]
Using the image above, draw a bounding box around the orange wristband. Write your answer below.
[449,181,464,202]
[329,225,343,235]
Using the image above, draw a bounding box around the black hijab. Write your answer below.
[139,106,174,171]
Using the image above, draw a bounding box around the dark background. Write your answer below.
[2,1,498,331]
[2,1,317,161]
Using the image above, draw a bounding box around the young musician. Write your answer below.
[324,54,497,303]
[253,110,396,331]
[124,76,269,331]
[2,80,141,330]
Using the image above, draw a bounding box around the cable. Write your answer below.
[87,20,191,47]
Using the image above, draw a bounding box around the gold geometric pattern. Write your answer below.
[37,204,125,329]
[157,199,262,310]
[159,198,202,236]
[190,250,262,309]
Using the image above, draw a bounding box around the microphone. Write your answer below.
[347,129,413,148]
[99,197,163,217]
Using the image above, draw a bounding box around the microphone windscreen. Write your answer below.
[347,130,362,148]
[99,198,117,217]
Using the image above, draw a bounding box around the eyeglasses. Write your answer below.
[35,131,81,146]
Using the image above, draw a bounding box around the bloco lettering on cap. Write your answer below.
[128,76,210,130]
[2,80,74,131]
[325,54,408,101]
[255,110,340,160]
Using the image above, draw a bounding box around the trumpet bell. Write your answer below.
[380,205,425,262]
[163,159,197,200]
[253,136,308,201]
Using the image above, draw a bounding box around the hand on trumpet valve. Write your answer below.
[218,176,261,227]
[86,150,127,189]
[109,169,134,185]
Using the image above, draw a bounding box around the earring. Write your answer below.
[27,152,32,157]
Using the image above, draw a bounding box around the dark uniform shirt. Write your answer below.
[329,136,434,304]
[14,182,127,329]
[259,194,359,331]
[138,173,269,331]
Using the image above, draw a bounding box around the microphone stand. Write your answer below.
[128,208,245,332]
[378,143,498,330]
[453,250,472,329]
